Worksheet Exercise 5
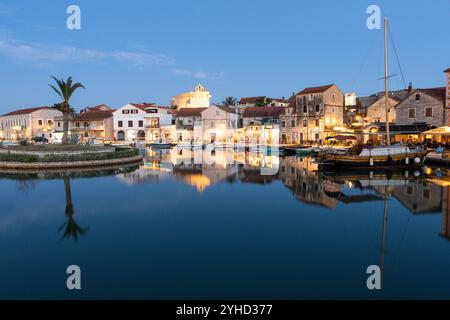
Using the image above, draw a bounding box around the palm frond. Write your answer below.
[49,84,63,99]
[68,82,85,97]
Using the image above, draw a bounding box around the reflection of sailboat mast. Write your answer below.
[380,186,388,288]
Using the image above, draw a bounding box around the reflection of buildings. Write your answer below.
[390,182,442,214]
[115,148,450,244]
[279,157,338,209]
[441,186,450,240]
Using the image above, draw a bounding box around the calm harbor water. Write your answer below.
[1,148,450,299]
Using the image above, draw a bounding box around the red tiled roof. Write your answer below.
[84,104,111,112]
[286,96,297,114]
[216,105,236,113]
[297,84,334,95]
[2,106,53,116]
[72,109,115,121]
[177,107,207,117]
[243,106,286,118]
[239,96,266,104]
[130,102,155,110]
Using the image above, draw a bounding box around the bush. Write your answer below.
[41,148,139,162]
[0,152,39,162]
[0,148,139,163]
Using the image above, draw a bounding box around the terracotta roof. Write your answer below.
[2,106,53,116]
[216,106,236,113]
[72,109,114,121]
[297,84,334,95]
[130,103,155,110]
[84,104,111,112]
[177,107,207,117]
[239,96,267,104]
[243,106,286,118]
[286,96,297,114]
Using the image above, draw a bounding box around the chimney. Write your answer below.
[445,68,450,125]
[408,82,413,94]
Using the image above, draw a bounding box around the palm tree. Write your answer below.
[222,96,237,107]
[49,76,85,144]
[58,176,89,241]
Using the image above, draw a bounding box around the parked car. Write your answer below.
[32,136,49,144]
[0,140,20,147]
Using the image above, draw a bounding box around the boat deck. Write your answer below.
[425,152,450,166]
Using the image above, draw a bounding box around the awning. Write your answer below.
[422,126,450,135]
[378,124,435,134]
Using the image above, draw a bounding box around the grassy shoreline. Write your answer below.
[0,147,139,163]
[1,144,111,152]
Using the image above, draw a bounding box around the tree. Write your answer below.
[222,96,237,107]
[256,97,271,107]
[52,103,76,116]
[49,76,85,144]
[170,104,179,110]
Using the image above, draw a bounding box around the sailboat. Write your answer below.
[318,18,430,168]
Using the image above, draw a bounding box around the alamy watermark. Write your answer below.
[366,5,381,30]
[66,265,82,290]
[66,5,81,30]
[366,265,381,290]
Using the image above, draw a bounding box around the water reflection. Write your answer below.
[121,148,446,213]
[1,149,450,298]
[117,148,450,240]
[0,164,139,242]
[58,176,89,241]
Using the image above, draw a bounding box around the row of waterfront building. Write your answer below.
[1,69,449,145]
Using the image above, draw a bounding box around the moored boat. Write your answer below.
[147,142,176,149]
[318,144,430,168]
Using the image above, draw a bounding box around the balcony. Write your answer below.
[72,125,105,131]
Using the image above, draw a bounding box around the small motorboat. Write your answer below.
[147,142,176,149]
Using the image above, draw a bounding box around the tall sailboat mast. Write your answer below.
[384,17,391,146]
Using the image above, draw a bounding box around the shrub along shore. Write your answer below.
[0,148,140,163]
[0,145,143,169]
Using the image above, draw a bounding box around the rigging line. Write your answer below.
[388,22,407,88]
[391,213,412,273]
[350,36,376,91]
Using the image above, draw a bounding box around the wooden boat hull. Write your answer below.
[319,150,429,168]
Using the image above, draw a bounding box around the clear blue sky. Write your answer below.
[0,0,448,113]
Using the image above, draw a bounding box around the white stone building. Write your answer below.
[144,106,176,142]
[199,105,239,143]
[0,106,62,141]
[112,103,151,141]
[171,84,211,109]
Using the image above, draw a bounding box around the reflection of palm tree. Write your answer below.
[59,176,89,241]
